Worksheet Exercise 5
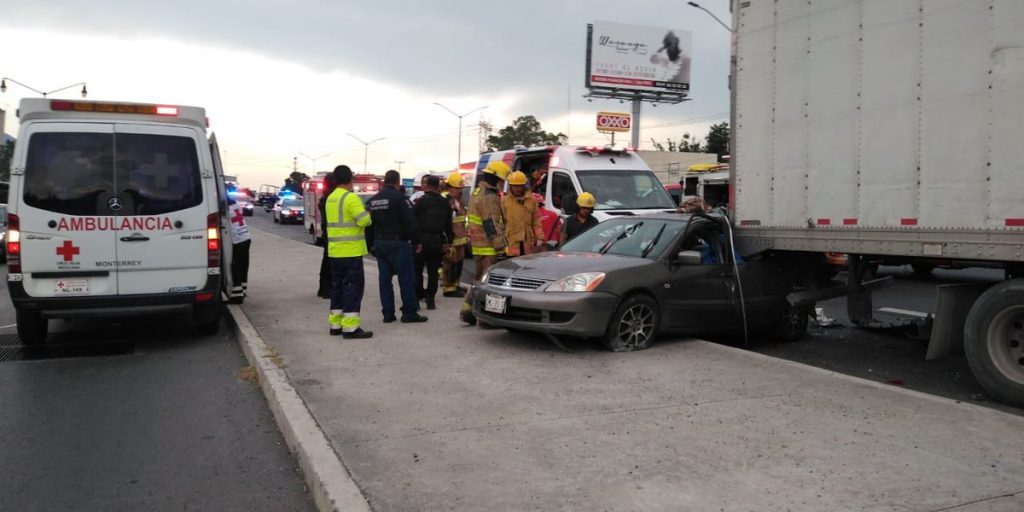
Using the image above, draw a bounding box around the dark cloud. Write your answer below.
[3,0,732,121]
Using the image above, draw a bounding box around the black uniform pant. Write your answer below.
[317,243,331,297]
[230,240,251,298]
[415,234,444,301]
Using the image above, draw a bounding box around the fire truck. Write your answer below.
[303,173,382,244]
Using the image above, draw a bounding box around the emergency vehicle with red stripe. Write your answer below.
[5,99,235,344]
[303,172,381,244]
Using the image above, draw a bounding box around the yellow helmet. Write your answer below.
[484,160,511,180]
[577,192,597,208]
[446,172,465,188]
[507,170,528,186]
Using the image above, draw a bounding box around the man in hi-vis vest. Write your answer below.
[326,165,373,339]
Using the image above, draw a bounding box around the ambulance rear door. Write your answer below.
[112,123,210,295]
[16,123,120,298]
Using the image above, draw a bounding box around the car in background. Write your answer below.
[0,203,7,263]
[472,213,824,352]
[273,197,305,224]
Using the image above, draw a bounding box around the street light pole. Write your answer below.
[299,151,332,174]
[686,2,733,33]
[347,133,385,174]
[433,103,488,171]
[1,77,88,98]
[394,160,405,173]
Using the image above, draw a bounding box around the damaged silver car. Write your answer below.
[471,213,821,351]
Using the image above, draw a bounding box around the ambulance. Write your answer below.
[5,98,234,344]
[476,145,678,224]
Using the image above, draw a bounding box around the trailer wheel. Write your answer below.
[964,280,1024,407]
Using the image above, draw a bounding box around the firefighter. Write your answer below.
[326,165,373,339]
[413,175,453,310]
[460,160,510,325]
[441,171,468,298]
[560,192,599,246]
[501,171,544,257]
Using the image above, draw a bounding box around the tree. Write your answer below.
[650,133,703,153]
[704,122,729,159]
[485,115,567,152]
[0,139,13,183]
[282,171,309,195]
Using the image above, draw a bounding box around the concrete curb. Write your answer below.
[226,304,373,512]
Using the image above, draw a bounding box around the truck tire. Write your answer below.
[194,304,223,336]
[16,310,48,346]
[602,294,659,352]
[964,280,1024,407]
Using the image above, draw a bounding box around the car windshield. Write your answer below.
[575,170,676,210]
[561,218,684,259]
[281,199,303,208]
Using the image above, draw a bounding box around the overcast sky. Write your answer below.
[0,0,732,187]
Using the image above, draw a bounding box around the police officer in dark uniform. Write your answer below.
[366,170,429,324]
[413,175,453,310]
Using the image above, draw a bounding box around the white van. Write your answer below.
[476,145,678,222]
[5,98,233,344]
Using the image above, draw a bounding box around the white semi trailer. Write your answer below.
[730,0,1024,406]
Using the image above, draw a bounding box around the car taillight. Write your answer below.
[207,213,220,267]
[6,213,20,273]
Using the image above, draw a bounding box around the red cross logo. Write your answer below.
[230,208,245,226]
[56,240,81,262]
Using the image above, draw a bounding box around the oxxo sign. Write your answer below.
[596,111,632,133]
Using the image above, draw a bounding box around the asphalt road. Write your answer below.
[245,207,1017,414]
[0,266,315,511]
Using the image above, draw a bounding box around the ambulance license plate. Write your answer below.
[484,294,508,314]
[54,278,90,296]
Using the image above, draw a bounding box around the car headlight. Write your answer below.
[481,269,491,284]
[282,208,292,214]
[546,272,605,292]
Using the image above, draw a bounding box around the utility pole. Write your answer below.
[478,118,493,154]
[293,156,298,174]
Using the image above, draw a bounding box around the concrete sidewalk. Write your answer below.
[236,229,1024,512]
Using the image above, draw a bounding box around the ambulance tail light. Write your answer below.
[317,181,324,191]
[6,213,20,273]
[206,213,221,267]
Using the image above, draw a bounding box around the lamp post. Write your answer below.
[1,77,88,98]
[299,151,332,174]
[432,102,487,171]
[394,160,405,173]
[686,2,733,32]
[347,133,385,174]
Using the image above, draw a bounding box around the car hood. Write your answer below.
[491,251,654,281]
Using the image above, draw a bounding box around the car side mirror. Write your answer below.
[563,193,578,215]
[676,250,703,265]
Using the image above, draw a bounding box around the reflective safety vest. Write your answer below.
[467,184,505,256]
[326,188,371,258]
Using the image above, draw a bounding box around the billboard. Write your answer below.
[596,112,632,133]
[587,21,691,95]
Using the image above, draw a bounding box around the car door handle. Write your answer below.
[120,235,150,242]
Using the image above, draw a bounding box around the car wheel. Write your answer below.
[602,294,659,352]
[16,310,48,345]
[774,303,810,342]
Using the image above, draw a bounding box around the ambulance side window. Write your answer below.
[551,171,573,210]
[115,134,202,216]
[23,132,114,216]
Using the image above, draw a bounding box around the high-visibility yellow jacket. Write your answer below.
[326,187,371,258]
[467,184,505,256]
[501,193,543,253]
